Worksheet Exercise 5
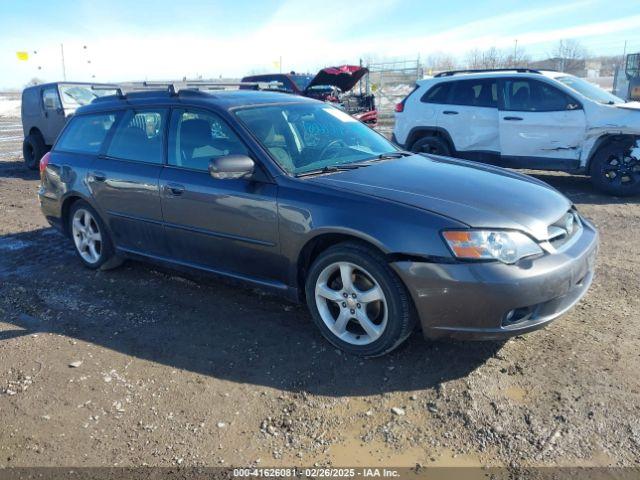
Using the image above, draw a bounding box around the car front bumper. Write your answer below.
[392,220,599,340]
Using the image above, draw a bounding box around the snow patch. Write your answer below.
[0,96,21,118]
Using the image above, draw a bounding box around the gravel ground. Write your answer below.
[0,115,639,468]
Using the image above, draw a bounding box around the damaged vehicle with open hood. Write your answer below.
[394,69,640,196]
[241,65,377,126]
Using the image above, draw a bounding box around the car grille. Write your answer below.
[546,210,581,250]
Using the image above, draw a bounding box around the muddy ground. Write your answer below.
[0,115,639,469]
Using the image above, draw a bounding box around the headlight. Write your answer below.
[442,230,543,264]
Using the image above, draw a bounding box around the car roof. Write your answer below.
[242,73,292,79]
[24,81,117,91]
[76,88,318,115]
[418,70,568,84]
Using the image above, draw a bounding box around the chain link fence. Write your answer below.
[365,59,422,136]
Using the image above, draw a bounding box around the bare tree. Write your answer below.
[503,48,531,68]
[465,47,507,69]
[423,52,457,74]
[552,39,588,72]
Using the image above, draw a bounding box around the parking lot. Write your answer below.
[1,112,639,468]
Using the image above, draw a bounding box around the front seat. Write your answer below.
[246,119,295,172]
[179,119,212,170]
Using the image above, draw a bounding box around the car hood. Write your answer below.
[614,101,640,111]
[307,155,572,241]
[305,65,368,93]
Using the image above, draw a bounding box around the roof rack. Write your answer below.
[90,79,291,104]
[140,81,177,96]
[434,68,543,77]
[184,81,261,91]
[91,84,124,99]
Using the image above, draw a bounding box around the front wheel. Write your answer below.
[589,141,640,196]
[68,201,118,269]
[305,242,416,357]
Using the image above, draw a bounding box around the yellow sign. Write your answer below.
[16,51,29,61]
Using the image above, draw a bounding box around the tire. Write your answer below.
[23,132,46,170]
[410,135,452,157]
[589,140,640,197]
[68,201,118,270]
[305,242,416,357]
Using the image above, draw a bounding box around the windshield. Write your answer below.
[556,76,624,104]
[59,85,118,106]
[290,75,313,91]
[235,103,396,175]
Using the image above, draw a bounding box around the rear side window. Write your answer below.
[106,109,167,164]
[421,82,452,104]
[55,113,118,154]
[449,79,498,108]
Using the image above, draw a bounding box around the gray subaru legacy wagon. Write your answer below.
[38,88,598,356]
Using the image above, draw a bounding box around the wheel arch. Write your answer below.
[405,127,455,152]
[28,127,44,140]
[296,230,390,300]
[60,193,107,238]
[585,133,639,172]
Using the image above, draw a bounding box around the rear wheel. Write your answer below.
[410,136,452,157]
[589,141,640,196]
[23,133,46,170]
[68,201,118,269]
[305,242,416,357]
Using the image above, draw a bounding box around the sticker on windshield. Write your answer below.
[323,107,357,123]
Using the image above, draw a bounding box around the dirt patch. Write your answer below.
[0,117,639,468]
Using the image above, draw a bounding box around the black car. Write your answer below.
[38,88,598,356]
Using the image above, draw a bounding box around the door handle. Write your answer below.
[443,110,459,115]
[503,116,523,121]
[164,183,185,196]
[87,171,107,182]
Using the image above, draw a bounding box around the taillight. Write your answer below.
[395,84,420,114]
[39,151,51,175]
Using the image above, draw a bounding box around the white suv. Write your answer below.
[393,69,640,196]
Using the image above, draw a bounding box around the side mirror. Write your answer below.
[209,155,255,180]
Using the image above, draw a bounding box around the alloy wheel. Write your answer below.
[601,152,640,188]
[72,208,103,264]
[314,261,388,346]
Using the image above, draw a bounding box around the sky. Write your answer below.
[1,0,639,89]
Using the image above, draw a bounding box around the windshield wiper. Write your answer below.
[296,163,371,177]
[365,150,413,162]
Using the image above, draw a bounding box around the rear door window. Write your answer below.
[55,113,119,154]
[106,109,167,164]
[449,79,498,108]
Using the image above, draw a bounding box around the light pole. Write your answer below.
[60,43,67,80]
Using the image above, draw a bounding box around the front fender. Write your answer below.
[276,180,464,288]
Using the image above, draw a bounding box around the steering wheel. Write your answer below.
[319,139,348,161]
